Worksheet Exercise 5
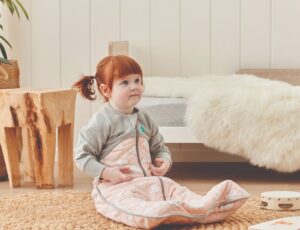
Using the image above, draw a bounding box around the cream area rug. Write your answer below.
[1,191,300,229]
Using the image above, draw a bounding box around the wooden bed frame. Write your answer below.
[109,41,300,161]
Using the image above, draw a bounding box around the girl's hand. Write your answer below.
[151,158,171,176]
[101,166,133,184]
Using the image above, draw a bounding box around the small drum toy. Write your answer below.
[260,191,300,211]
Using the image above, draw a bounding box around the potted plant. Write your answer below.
[0,0,29,180]
[0,0,29,89]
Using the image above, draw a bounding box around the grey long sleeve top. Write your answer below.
[75,102,172,179]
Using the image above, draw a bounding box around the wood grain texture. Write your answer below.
[237,69,300,85]
[0,88,76,188]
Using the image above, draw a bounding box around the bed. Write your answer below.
[138,97,199,143]
[109,41,300,170]
[141,69,300,144]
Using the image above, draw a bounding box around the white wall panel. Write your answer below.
[61,0,91,142]
[5,8,19,60]
[17,0,300,88]
[18,0,31,87]
[121,0,150,76]
[31,0,60,88]
[241,0,270,69]
[14,0,300,153]
[181,0,210,76]
[90,0,120,114]
[272,0,300,68]
[211,0,240,74]
[14,0,31,87]
[4,0,30,87]
[151,0,180,76]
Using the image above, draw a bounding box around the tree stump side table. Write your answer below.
[0,88,76,188]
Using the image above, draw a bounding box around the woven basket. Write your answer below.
[0,60,20,89]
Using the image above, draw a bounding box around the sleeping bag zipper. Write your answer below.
[135,125,147,176]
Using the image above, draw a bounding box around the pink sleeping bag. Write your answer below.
[91,138,249,228]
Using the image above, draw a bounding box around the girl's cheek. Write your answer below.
[119,90,129,98]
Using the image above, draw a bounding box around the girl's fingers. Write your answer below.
[155,158,164,162]
[155,158,164,165]
[151,165,163,174]
[151,165,159,171]
[152,170,164,176]
[120,166,131,173]
[121,174,133,181]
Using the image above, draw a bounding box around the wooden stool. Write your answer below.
[0,88,76,188]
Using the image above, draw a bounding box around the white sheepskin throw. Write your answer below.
[185,74,300,172]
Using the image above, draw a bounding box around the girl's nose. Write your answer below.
[130,84,138,90]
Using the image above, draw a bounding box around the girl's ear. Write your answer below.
[100,84,111,99]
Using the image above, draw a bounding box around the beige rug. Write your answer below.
[1,191,300,229]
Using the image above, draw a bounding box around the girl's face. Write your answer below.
[103,74,144,114]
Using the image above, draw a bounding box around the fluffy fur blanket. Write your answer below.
[144,75,300,172]
[186,75,300,172]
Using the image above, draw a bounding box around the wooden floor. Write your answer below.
[0,162,299,197]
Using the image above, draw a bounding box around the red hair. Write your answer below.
[72,55,143,101]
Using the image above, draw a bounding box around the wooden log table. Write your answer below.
[0,88,76,188]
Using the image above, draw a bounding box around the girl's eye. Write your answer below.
[121,80,129,86]
[135,78,141,84]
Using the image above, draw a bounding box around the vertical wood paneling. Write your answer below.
[5,7,19,60]
[90,0,120,114]
[15,0,300,140]
[18,0,31,87]
[241,0,270,69]
[61,0,91,142]
[13,0,300,157]
[151,0,180,76]
[31,0,60,88]
[181,0,210,76]
[211,0,240,74]
[6,0,31,87]
[272,0,300,68]
[121,0,150,76]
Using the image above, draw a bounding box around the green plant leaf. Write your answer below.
[11,1,20,19]
[0,35,12,48]
[0,42,7,59]
[0,0,29,65]
[4,0,15,15]
[0,57,10,64]
[15,0,29,19]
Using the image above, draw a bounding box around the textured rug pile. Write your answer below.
[1,191,300,229]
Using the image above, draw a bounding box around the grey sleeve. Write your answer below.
[75,114,110,179]
[147,114,172,165]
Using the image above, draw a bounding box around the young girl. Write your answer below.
[73,55,249,229]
